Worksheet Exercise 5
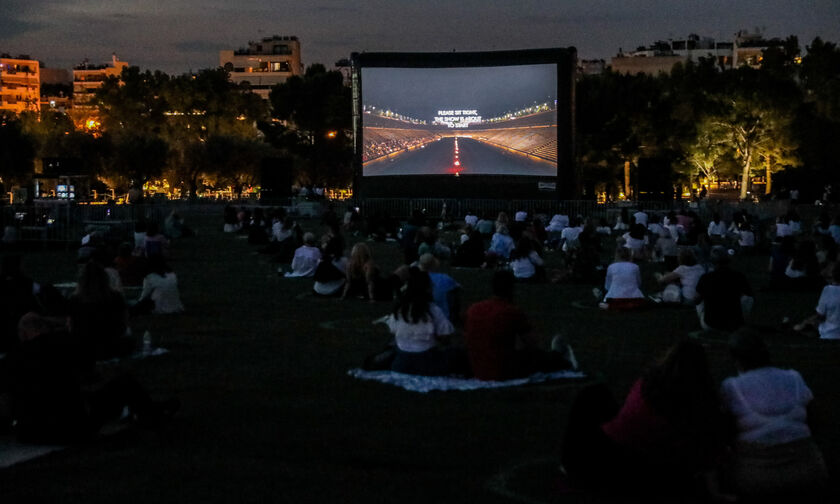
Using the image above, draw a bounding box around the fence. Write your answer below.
[1,202,186,245]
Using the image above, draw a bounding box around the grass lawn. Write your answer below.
[1,209,838,503]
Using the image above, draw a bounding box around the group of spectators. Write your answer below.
[223,201,835,501]
[0,213,186,443]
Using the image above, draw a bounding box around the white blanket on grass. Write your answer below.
[347,368,585,393]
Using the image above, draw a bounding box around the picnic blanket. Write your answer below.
[347,368,585,393]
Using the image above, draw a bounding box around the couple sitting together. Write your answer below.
[370,269,577,380]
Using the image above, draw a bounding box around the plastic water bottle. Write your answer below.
[142,330,153,355]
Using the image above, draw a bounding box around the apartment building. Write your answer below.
[0,55,40,114]
[220,36,303,99]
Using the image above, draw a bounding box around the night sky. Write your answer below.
[1,0,839,74]
[363,65,557,121]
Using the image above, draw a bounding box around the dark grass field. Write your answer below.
[2,209,839,503]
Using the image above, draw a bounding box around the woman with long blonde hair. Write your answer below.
[342,243,392,301]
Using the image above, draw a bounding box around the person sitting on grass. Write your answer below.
[718,329,828,500]
[453,229,486,268]
[312,236,348,297]
[69,261,133,363]
[654,248,705,305]
[561,339,725,499]
[695,246,753,332]
[598,246,644,310]
[143,222,169,259]
[794,261,840,339]
[484,224,515,267]
[620,223,648,262]
[464,271,576,381]
[653,226,678,270]
[509,237,545,282]
[386,268,464,376]
[113,242,145,287]
[284,232,321,278]
[9,311,179,444]
[341,242,392,302]
[133,256,184,315]
[418,253,461,324]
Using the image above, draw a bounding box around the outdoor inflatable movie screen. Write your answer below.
[360,57,559,179]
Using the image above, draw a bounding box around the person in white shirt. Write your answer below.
[136,256,184,314]
[655,249,705,304]
[737,222,756,252]
[707,214,728,244]
[720,330,827,498]
[794,262,840,338]
[601,247,644,309]
[487,224,515,262]
[386,269,461,376]
[463,211,479,228]
[775,216,793,239]
[560,218,584,253]
[509,238,545,281]
[284,232,322,278]
[632,210,648,227]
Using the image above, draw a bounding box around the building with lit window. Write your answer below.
[71,54,128,130]
[611,31,785,75]
[220,36,303,99]
[0,55,40,114]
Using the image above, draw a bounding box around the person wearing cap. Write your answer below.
[694,246,753,331]
[418,253,460,323]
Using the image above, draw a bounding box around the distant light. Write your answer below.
[326,131,337,138]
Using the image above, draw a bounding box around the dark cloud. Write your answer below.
[173,40,227,53]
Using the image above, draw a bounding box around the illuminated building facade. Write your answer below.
[220,36,303,99]
[72,54,128,130]
[0,55,40,114]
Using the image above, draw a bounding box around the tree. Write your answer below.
[269,64,352,185]
[110,134,169,190]
[683,116,728,181]
[0,113,36,188]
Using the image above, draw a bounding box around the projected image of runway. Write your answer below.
[363,137,555,177]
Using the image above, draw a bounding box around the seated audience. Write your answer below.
[386,269,463,376]
[313,236,347,297]
[284,232,322,278]
[113,242,145,287]
[464,271,576,381]
[485,224,515,265]
[69,261,133,362]
[9,312,178,443]
[143,222,169,259]
[655,249,705,305]
[341,243,392,301]
[600,247,644,310]
[509,238,545,281]
[134,256,184,315]
[561,340,724,497]
[794,262,840,338]
[418,253,461,323]
[719,330,828,499]
[695,246,753,332]
[453,229,486,268]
